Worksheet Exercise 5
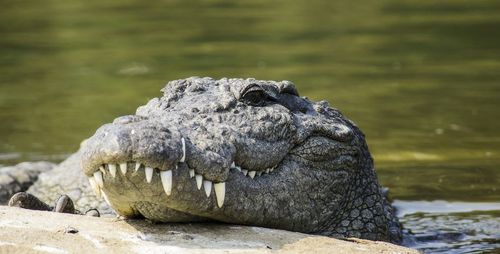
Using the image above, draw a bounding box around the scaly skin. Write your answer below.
[79,77,401,242]
[6,77,402,243]
[0,162,55,204]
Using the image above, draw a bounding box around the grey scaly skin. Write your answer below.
[77,77,401,243]
[0,162,55,204]
[7,151,113,214]
[8,192,99,216]
[5,77,401,242]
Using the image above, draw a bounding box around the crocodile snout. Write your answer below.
[81,118,184,175]
[80,117,230,212]
[79,118,189,201]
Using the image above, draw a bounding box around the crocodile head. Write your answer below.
[80,77,401,242]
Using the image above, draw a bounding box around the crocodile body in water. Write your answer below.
[4,77,402,243]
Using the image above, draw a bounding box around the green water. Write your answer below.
[1,1,499,252]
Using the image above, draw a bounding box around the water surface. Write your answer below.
[1,1,499,252]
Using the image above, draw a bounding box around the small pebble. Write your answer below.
[64,226,79,234]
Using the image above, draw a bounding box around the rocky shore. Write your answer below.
[0,206,417,254]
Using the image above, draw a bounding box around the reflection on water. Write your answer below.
[395,201,500,253]
[394,200,500,217]
[1,0,499,252]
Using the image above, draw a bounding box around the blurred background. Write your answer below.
[0,0,499,252]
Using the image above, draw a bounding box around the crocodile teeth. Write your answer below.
[120,163,127,175]
[88,177,101,198]
[93,171,104,188]
[195,175,203,190]
[248,171,256,179]
[189,169,195,178]
[134,162,141,172]
[101,190,111,206]
[257,171,262,177]
[180,137,186,162]
[236,166,241,172]
[108,164,117,178]
[160,170,173,196]
[203,180,212,197]
[266,168,270,174]
[214,182,225,208]
[99,165,105,174]
[241,169,248,176]
[145,167,154,183]
[231,162,236,168]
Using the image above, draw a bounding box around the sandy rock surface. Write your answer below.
[0,206,417,254]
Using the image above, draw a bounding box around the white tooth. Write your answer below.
[99,165,105,174]
[257,171,262,177]
[270,167,275,172]
[93,171,104,188]
[160,170,173,196]
[203,180,212,197]
[180,137,186,162]
[145,167,154,183]
[231,162,236,168]
[120,163,127,175]
[135,162,141,172]
[236,166,241,172]
[108,164,116,178]
[266,168,270,174]
[248,171,256,179]
[101,190,111,206]
[214,182,226,208]
[189,169,195,178]
[88,177,101,198]
[241,169,248,176]
[195,175,203,190]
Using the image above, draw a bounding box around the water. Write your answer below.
[0,0,499,252]
[395,201,500,253]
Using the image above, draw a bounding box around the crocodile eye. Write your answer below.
[241,84,269,106]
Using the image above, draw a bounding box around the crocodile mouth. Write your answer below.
[86,137,281,211]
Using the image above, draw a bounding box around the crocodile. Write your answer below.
[6,77,402,243]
